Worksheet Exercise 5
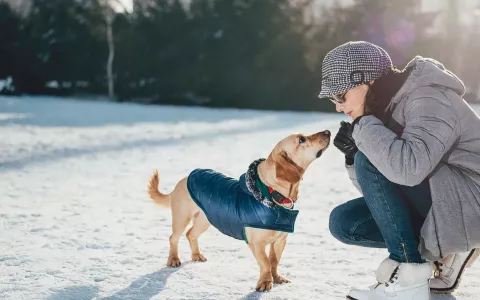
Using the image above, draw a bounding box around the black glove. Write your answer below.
[333,121,358,165]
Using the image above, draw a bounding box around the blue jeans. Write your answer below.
[329,152,432,263]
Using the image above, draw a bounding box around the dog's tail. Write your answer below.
[147,170,171,208]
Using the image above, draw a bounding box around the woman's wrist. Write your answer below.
[345,155,355,166]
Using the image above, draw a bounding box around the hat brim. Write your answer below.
[318,82,357,99]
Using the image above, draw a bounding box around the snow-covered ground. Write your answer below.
[0,95,478,300]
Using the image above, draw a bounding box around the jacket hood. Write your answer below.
[392,56,465,104]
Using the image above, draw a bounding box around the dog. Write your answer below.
[147,130,330,291]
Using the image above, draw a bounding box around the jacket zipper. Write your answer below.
[401,242,409,263]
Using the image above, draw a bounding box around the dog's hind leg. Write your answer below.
[168,204,191,268]
[186,211,210,262]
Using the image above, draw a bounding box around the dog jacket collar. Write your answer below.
[245,158,273,207]
[245,158,295,209]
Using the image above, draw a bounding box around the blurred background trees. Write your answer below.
[0,0,479,111]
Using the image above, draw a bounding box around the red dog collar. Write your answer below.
[267,186,294,209]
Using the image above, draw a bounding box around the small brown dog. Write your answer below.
[147,130,330,291]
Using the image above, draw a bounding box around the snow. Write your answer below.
[0,77,15,94]
[0,95,478,300]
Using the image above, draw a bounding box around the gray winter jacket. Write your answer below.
[346,56,480,261]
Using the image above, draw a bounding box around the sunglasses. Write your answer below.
[329,91,347,105]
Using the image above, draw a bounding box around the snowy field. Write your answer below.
[1,95,479,300]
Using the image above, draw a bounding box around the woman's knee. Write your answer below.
[354,151,379,183]
[329,203,354,243]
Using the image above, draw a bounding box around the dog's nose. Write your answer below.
[324,130,331,136]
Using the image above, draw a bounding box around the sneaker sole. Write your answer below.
[431,248,479,294]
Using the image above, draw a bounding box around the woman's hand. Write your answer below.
[334,121,358,165]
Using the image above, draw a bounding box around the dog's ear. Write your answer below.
[275,150,304,184]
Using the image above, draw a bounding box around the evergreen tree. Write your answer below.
[115,0,323,111]
[14,0,105,93]
[0,3,22,80]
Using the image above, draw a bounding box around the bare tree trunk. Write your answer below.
[106,14,115,99]
[99,0,128,100]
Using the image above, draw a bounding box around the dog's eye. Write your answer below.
[299,136,306,144]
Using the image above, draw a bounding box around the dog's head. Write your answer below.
[269,130,330,184]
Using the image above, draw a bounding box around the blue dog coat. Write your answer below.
[186,169,299,243]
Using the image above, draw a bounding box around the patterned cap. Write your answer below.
[318,41,393,99]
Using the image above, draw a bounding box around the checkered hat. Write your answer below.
[318,41,393,99]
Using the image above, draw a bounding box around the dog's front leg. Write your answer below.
[269,235,291,284]
[249,241,273,292]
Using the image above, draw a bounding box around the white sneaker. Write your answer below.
[430,248,479,294]
[347,258,431,300]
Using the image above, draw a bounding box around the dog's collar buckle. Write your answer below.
[267,186,294,209]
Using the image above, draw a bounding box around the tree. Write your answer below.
[114,0,323,111]
[113,0,192,101]
[12,0,105,94]
[96,0,129,99]
[0,3,22,80]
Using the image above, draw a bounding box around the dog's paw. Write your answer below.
[273,275,291,284]
[255,280,273,292]
[192,253,207,262]
[167,257,181,268]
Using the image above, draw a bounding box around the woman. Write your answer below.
[320,41,480,300]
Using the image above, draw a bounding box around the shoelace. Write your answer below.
[433,261,443,278]
[384,267,400,287]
